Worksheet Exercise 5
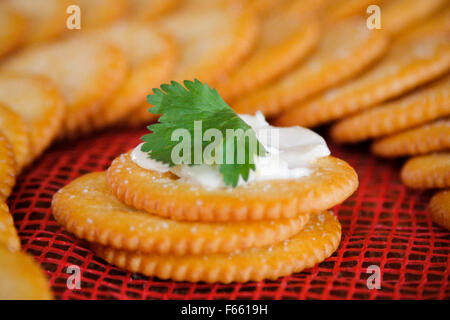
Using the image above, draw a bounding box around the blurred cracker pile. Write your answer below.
[0,0,449,298]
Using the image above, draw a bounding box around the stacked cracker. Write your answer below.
[52,149,358,282]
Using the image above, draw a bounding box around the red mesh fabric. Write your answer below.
[7,128,449,300]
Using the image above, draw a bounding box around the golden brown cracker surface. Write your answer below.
[429,189,450,230]
[215,3,320,101]
[83,22,178,129]
[275,33,450,127]
[0,133,15,201]
[73,0,127,29]
[401,153,450,189]
[233,18,388,117]
[372,119,450,158]
[0,6,26,57]
[0,73,65,159]
[107,152,358,222]
[0,202,20,253]
[93,211,341,283]
[382,0,446,36]
[1,39,128,138]
[0,246,52,300]
[53,172,310,255]
[331,75,450,143]
[0,103,30,172]
[4,0,69,44]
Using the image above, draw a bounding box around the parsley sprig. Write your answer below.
[141,80,266,187]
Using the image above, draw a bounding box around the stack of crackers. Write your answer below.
[0,0,448,296]
[51,149,358,282]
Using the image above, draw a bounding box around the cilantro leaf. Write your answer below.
[141,79,266,187]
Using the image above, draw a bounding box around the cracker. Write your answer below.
[5,0,69,44]
[214,3,320,101]
[0,103,30,172]
[274,32,450,127]
[53,172,310,255]
[0,73,65,159]
[0,202,20,253]
[121,4,258,126]
[1,38,128,138]
[83,21,177,129]
[128,0,180,20]
[160,4,258,85]
[0,6,26,58]
[401,153,450,189]
[372,119,450,158]
[0,246,52,300]
[93,211,341,283]
[233,18,389,116]
[0,133,15,201]
[107,152,358,222]
[331,75,450,143]
[382,0,446,36]
[429,189,450,230]
[73,0,127,29]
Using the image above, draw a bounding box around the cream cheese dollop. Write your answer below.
[131,112,330,189]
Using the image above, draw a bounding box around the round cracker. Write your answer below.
[1,38,128,138]
[275,32,450,127]
[331,75,450,143]
[0,201,20,253]
[0,103,30,172]
[107,152,358,222]
[73,0,127,29]
[233,18,389,116]
[0,6,26,58]
[215,3,320,101]
[429,189,450,230]
[93,211,341,283]
[0,133,15,201]
[401,153,450,189]
[4,0,69,44]
[0,246,52,300]
[52,172,310,255]
[0,73,65,159]
[160,3,259,84]
[372,119,450,158]
[382,0,446,36]
[128,0,180,20]
[122,3,259,126]
[82,21,178,129]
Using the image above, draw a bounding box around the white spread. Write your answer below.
[131,112,330,189]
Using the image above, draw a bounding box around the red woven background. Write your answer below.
[7,128,450,300]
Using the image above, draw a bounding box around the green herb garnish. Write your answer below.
[141,79,266,187]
